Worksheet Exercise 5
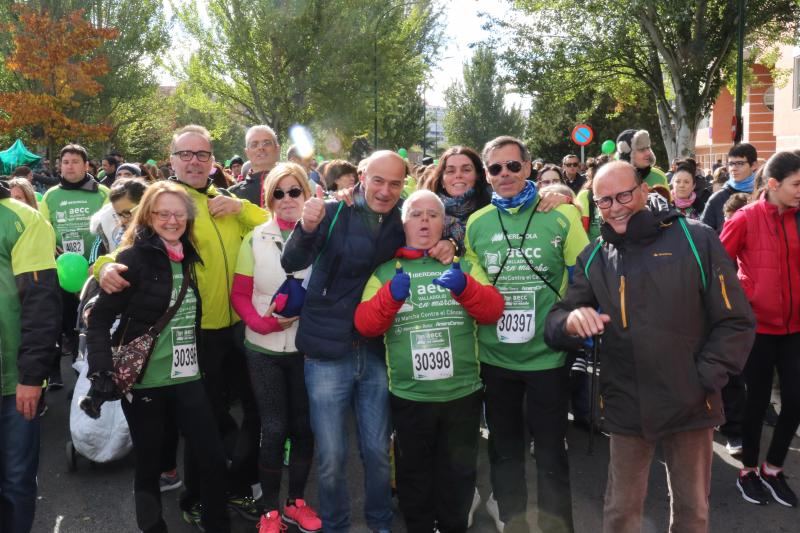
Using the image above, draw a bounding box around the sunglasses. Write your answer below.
[273,187,304,200]
[487,160,523,176]
[564,162,579,168]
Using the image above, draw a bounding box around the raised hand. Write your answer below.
[432,256,467,295]
[389,261,411,301]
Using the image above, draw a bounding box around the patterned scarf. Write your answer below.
[441,188,477,245]
[491,180,537,214]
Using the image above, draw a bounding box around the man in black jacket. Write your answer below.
[545,161,755,533]
[228,125,280,207]
[281,150,455,533]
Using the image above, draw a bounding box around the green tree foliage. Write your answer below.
[502,0,800,160]
[173,0,442,153]
[443,45,525,152]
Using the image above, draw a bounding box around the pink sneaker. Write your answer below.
[282,499,322,533]
[257,511,287,533]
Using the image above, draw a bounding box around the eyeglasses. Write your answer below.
[273,187,304,200]
[152,210,188,221]
[487,160,523,176]
[248,140,275,149]
[116,210,133,220]
[593,185,640,209]
[728,160,749,168]
[172,150,212,162]
[564,162,579,168]
[538,179,560,186]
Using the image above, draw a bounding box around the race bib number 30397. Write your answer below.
[410,327,454,381]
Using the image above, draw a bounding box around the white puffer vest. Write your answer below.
[245,219,310,353]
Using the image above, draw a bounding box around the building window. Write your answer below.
[794,56,800,109]
[764,85,775,110]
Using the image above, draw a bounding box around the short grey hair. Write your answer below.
[170,124,212,152]
[401,189,444,222]
[482,136,531,163]
[245,125,278,146]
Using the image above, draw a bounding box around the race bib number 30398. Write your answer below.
[171,326,199,379]
[410,327,454,381]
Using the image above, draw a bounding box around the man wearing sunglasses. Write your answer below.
[95,124,269,529]
[229,125,282,208]
[464,136,588,533]
[562,154,586,194]
[545,160,754,533]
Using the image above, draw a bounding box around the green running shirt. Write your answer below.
[40,185,109,260]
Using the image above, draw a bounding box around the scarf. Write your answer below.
[441,188,476,245]
[726,173,755,193]
[276,217,296,231]
[672,190,696,209]
[394,246,427,259]
[491,181,537,214]
[59,173,92,190]
[161,238,184,262]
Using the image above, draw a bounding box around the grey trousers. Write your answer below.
[603,427,713,533]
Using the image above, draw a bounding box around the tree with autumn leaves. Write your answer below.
[0,5,117,158]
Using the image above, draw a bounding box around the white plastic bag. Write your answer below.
[69,358,132,462]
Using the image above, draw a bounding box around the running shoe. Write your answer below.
[737,471,769,505]
[182,502,205,531]
[159,470,182,492]
[760,467,798,507]
[485,492,505,532]
[258,510,287,533]
[467,488,481,528]
[227,494,260,521]
[282,499,322,532]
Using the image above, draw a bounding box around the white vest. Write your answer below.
[245,219,310,353]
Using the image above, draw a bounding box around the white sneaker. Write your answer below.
[467,488,481,528]
[485,492,505,532]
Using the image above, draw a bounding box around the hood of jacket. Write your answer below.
[600,193,683,248]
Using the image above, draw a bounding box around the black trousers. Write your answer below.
[121,381,229,533]
[741,332,800,468]
[391,390,482,533]
[245,349,314,511]
[182,324,260,509]
[719,373,746,439]
[482,363,574,533]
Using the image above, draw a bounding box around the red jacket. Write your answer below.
[720,198,800,334]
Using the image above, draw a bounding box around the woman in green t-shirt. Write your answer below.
[86,181,230,533]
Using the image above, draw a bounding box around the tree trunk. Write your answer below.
[654,97,676,163]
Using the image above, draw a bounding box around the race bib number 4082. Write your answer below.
[61,231,84,255]
[410,327,454,381]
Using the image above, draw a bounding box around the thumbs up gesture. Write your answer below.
[300,186,327,233]
[432,256,467,296]
[389,261,411,301]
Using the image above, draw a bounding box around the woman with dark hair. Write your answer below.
[89,178,149,263]
[670,161,706,220]
[721,151,800,508]
[323,159,358,192]
[536,164,566,187]
[211,162,234,189]
[423,146,492,249]
[86,181,230,532]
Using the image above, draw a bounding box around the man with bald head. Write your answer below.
[281,150,456,533]
[545,161,754,533]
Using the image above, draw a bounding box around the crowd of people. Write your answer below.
[0,122,798,533]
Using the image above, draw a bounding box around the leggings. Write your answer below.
[741,332,800,468]
[245,349,314,512]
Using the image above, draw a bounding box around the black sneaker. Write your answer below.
[760,467,798,507]
[227,495,260,521]
[182,502,206,532]
[737,471,769,505]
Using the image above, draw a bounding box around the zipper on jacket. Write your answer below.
[718,274,732,310]
[780,217,794,334]
[209,215,233,326]
[619,275,628,329]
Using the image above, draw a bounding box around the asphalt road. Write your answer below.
[32,357,799,533]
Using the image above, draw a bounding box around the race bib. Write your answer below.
[410,328,454,381]
[61,231,84,255]
[171,326,199,379]
[497,309,536,344]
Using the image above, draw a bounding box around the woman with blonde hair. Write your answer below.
[86,181,230,533]
[231,162,321,533]
[6,177,38,209]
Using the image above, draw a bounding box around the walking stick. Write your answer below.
[588,333,601,455]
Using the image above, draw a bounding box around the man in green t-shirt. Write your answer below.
[464,136,588,533]
[39,144,109,385]
[355,190,504,533]
[0,180,61,532]
[615,129,669,189]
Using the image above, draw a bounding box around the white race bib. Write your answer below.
[61,231,84,255]
[171,326,199,379]
[410,327,454,381]
[497,309,536,344]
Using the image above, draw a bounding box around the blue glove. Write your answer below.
[432,257,466,296]
[390,262,411,301]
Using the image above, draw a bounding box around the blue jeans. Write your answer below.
[0,394,40,533]
[305,347,392,533]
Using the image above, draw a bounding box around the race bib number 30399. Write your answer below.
[171,326,199,379]
[410,327,454,381]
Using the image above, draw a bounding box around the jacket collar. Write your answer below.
[0,180,9,200]
[600,202,683,248]
[59,173,99,191]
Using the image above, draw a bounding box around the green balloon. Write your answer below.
[34,192,43,202]
[601,139,616,154]
[433,159,439,165]
[56,252,89,293]
[316,155,324,163]
[146,159,157,166]
[398,148,408,158]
